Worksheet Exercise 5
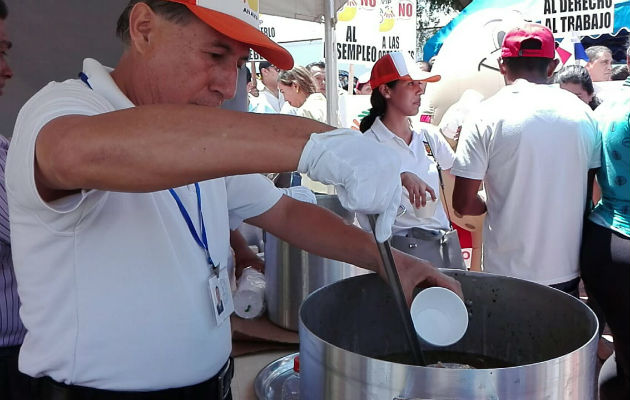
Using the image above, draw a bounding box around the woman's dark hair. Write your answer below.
[116,1,193,44]
[359,81,398,132]
[555,64,600,110]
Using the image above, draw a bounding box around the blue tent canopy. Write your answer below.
[423,0,630,61]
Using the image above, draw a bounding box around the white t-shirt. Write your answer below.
[452,79,601,285]
[360,117,455,234]
[250,83,284,113]
[5,58,283,390]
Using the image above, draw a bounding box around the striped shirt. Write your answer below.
[0,135,26,346]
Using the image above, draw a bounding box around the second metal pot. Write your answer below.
[264,194,367,331]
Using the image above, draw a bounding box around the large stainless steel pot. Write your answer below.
[264,194,367,331]
[300,271,598,400]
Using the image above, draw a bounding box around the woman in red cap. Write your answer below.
[359,51,465,269]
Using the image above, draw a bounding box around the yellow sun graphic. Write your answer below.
[379,7,396,32]
[338,0,358,22]
[246,0,258,13]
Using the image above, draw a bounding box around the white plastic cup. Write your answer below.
[412,197,439,219]
[410,287,468,346]
[401,187,438,219]
[233,267,266,319]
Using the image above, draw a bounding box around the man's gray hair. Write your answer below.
[585,45,612,62]
[116,0,193,44]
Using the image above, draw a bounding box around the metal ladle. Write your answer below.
[367,213,426,366]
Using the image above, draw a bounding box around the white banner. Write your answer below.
[539,0,615,37]
[336,0,417,65]
[338,94,372,130]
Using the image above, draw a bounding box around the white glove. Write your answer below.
[298,129,401,242]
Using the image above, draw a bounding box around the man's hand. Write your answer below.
[390,249,463,306]
[298,129,401,242]
[230,230,264,279]
[234,248,264,279]
[401,172,436,208]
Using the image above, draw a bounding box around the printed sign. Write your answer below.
[336,0,417,65]
[539,0,615,37]
[338,94,372,130]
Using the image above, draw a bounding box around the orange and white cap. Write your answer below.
[370,52,440,89]
[166,0,293,70]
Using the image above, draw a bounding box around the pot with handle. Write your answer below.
[264,194,367,331]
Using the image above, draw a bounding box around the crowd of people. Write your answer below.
[0,1,461,399]
[244,21,629,400]
[0,1,628,400]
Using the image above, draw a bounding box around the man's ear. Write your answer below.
[547,58,560,78]
[498,57,507,76]
[128,3,157,54]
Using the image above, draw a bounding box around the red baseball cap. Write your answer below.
[370,52,440,89]
[501,23,555,59]
[165,0,294,70]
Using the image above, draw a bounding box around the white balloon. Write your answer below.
[422,9,531,125]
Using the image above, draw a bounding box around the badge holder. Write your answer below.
[209,266,234,326]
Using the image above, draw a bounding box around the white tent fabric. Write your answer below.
[261,0,347,22]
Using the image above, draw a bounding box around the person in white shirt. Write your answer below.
[355,72,372,95]
[452,23,601,295]
[250,61,284,113]
[357,51,465,268]
[278,66,334,193]
[306,61,326,96]
[6,1,460,398]
[278,66,328,124]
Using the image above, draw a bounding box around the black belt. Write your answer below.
[34,357,234,400]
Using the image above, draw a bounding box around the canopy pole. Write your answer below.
[324,0,339,126]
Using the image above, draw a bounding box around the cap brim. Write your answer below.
[406,71,441,83]
[184,5,294,70]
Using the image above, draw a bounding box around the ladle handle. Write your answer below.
[367,215,425,366]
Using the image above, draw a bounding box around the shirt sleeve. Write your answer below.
[6,81,114,216]
[225,174,283,229]
[425,126,455,170]
[589,119,602,170]
[451,116,489,180]
[0,137,10,245]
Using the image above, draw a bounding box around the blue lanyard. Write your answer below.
[77,72,215,269]
[169,184,216,269]
[79,72,92,89]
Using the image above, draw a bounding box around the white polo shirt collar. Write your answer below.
[82,58,135,110]
[370,116,422,158]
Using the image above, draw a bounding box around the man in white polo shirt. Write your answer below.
[250,61,285,113]
[452,23,600,295]
[5,1,460,399]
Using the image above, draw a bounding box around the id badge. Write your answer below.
[209,267,234,326]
